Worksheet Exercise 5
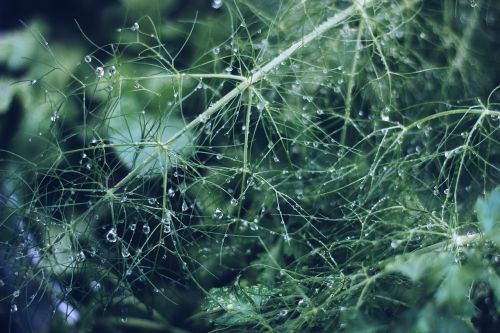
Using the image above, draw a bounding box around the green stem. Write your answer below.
[72,0,375,224]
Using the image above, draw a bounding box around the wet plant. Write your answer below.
[0,0,499,332]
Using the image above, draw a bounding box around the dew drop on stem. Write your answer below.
[95,67,104,78]
[278,309,288,317]
[162,217,172,234]
[212,0,222,9]
[90,281,101,291]
[106,228,117,243]
[121,247,130,258]
[198,114,209,123]
[76,251,86,262]
[213,208,224,219]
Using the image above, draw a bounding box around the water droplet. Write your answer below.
[433,186,439,196]
[11,304,17,313]
[12,290,20,298]
[212,47,220,55]
[212,0,222,9]
[30,79,37,85]
[142,224,150,234]
[225,66,233,73]
[121,247,130,258]
[198,114,209,123]
[390,240,401,249]
[90,281,101,291]
[50,112,59,122]
[108,65,116,76]
[106,228,117,243]
[182,201,188,212]
[277,309,288,317]
[76,251,86,262]
[131,22,139,31]
[95,66,104,78]
[84,55,92,63]
[168,188,175,197]
[230,198,238,206]
[213,208,224,219]
[162,215,172,234]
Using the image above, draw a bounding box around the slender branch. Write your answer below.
[73,0,375,224]
[123,73,247,82]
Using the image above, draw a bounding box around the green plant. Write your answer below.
[1,0,499,332]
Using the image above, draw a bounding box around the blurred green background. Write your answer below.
[1,1,226,332]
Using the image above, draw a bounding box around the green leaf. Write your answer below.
[0,80,15,114]
[202,285,275,326]
[475,187,500,245]
[107,95,194,174]
[385,252,451,282]
[434,263,476,313]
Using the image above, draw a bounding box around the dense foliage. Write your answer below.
[1,0,499,332]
